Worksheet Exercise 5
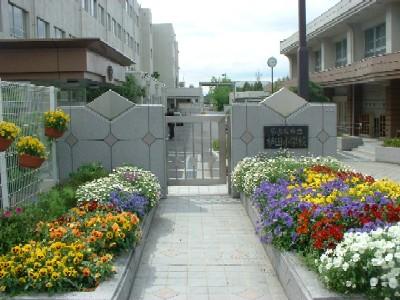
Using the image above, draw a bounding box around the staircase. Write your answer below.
[337,138,382,162]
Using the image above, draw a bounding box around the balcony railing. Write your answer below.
[286,52,400,87]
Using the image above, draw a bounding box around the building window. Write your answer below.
[125,0,129,12]
[99,5,105,26]
[54,26,65,38]
[107,13,111,31]
[90,0,97,17]
[117,23,122,39]
[37,17,49,38]
[81,0,89,12]
[113,18,117,36]
[136,42,140,55]
[335,39,347,67]
[8,2,27,38]
[136,14,139,27]
[314,50,321,72]
[365,23,386,57]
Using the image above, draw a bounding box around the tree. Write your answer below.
[208,76,232,111]
[151,71,160,80]
[290,81,330,102]
[86,74,145,103]
[271,76,289,93]
[242,82,251,91]
[253,81,264,91]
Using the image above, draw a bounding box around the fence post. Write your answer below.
[0,79,10,209]
[49,86,59,183]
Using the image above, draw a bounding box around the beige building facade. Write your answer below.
[281,0,400,138]
[0,0,179,97]
[152,23,179,88]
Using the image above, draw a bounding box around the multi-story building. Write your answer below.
[139,8,153,75]
[152,23,179,88]
[2,0,140,63]
[0,0,180,102]
[281,0,400,138]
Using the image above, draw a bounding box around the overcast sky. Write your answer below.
[140,0,339,87]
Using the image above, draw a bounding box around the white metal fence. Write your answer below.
[0,80,58,210]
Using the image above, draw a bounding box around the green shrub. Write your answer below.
[212,139,220,151]
[383,138,400,148]
[66,162,108,189]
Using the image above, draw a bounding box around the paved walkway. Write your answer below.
[129,194,287,300]
[337,150,400,182]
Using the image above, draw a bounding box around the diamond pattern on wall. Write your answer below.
[317,130,329,144]
[240,130,254,144]
[260,87,308,118]
[87,90,134,120]
[65,133,78,147]
[104,133,118,146]
[142,132,156,145]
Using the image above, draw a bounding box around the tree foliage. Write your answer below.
[290,81,330,102]
[237,81,264,92]
[86,75,145,103]
[208,76,233,111]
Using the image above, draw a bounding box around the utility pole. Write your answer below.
[298,0,309,100]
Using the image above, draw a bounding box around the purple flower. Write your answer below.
[109,190,149,216]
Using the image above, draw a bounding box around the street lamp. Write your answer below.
[298,0,309,100]
[267,57,277,94]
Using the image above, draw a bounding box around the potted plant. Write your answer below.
[0,121,20,152]
[43,109,70,139]
[16,136,47,169]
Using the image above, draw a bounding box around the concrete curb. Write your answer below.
[240,193,364,300]
[375,146,400,164]
[10,206,157,300]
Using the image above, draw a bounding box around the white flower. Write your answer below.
[345,281,352,287]
[342,262,349,271]
[385,253,394,262]
[370,277,378,287]
[389,277,398,289]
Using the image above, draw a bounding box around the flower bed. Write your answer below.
[233,155,400,300]
[0,165,161,297]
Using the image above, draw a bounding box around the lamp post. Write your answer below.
[298,0,309,100]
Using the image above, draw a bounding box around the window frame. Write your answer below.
[314,50,321,72]
[54,26,66,38]
[8,2,27,38]
[365,23,386,58]
[36,17,49,39]
[335,39,347,67]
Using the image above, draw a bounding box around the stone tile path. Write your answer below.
[129,194,287,300]
[168,184,228,196]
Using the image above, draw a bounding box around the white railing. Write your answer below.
[280,0,377,52]
[0,80,58,210]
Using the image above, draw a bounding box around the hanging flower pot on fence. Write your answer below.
[18,153,45,169]
[43,109,70,139]
[44,127,65,139]
[0,137,13,152]
[16,136,47,169]
[0,121,20,152]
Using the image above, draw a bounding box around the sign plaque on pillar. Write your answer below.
[264,125,309,149]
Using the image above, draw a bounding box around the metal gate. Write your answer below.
[166,114,227,186]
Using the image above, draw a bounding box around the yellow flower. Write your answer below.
[51,272,60,280]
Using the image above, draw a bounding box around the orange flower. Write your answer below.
[82,267,91,277]
[131,214,139,225]
[111,223,119,232]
